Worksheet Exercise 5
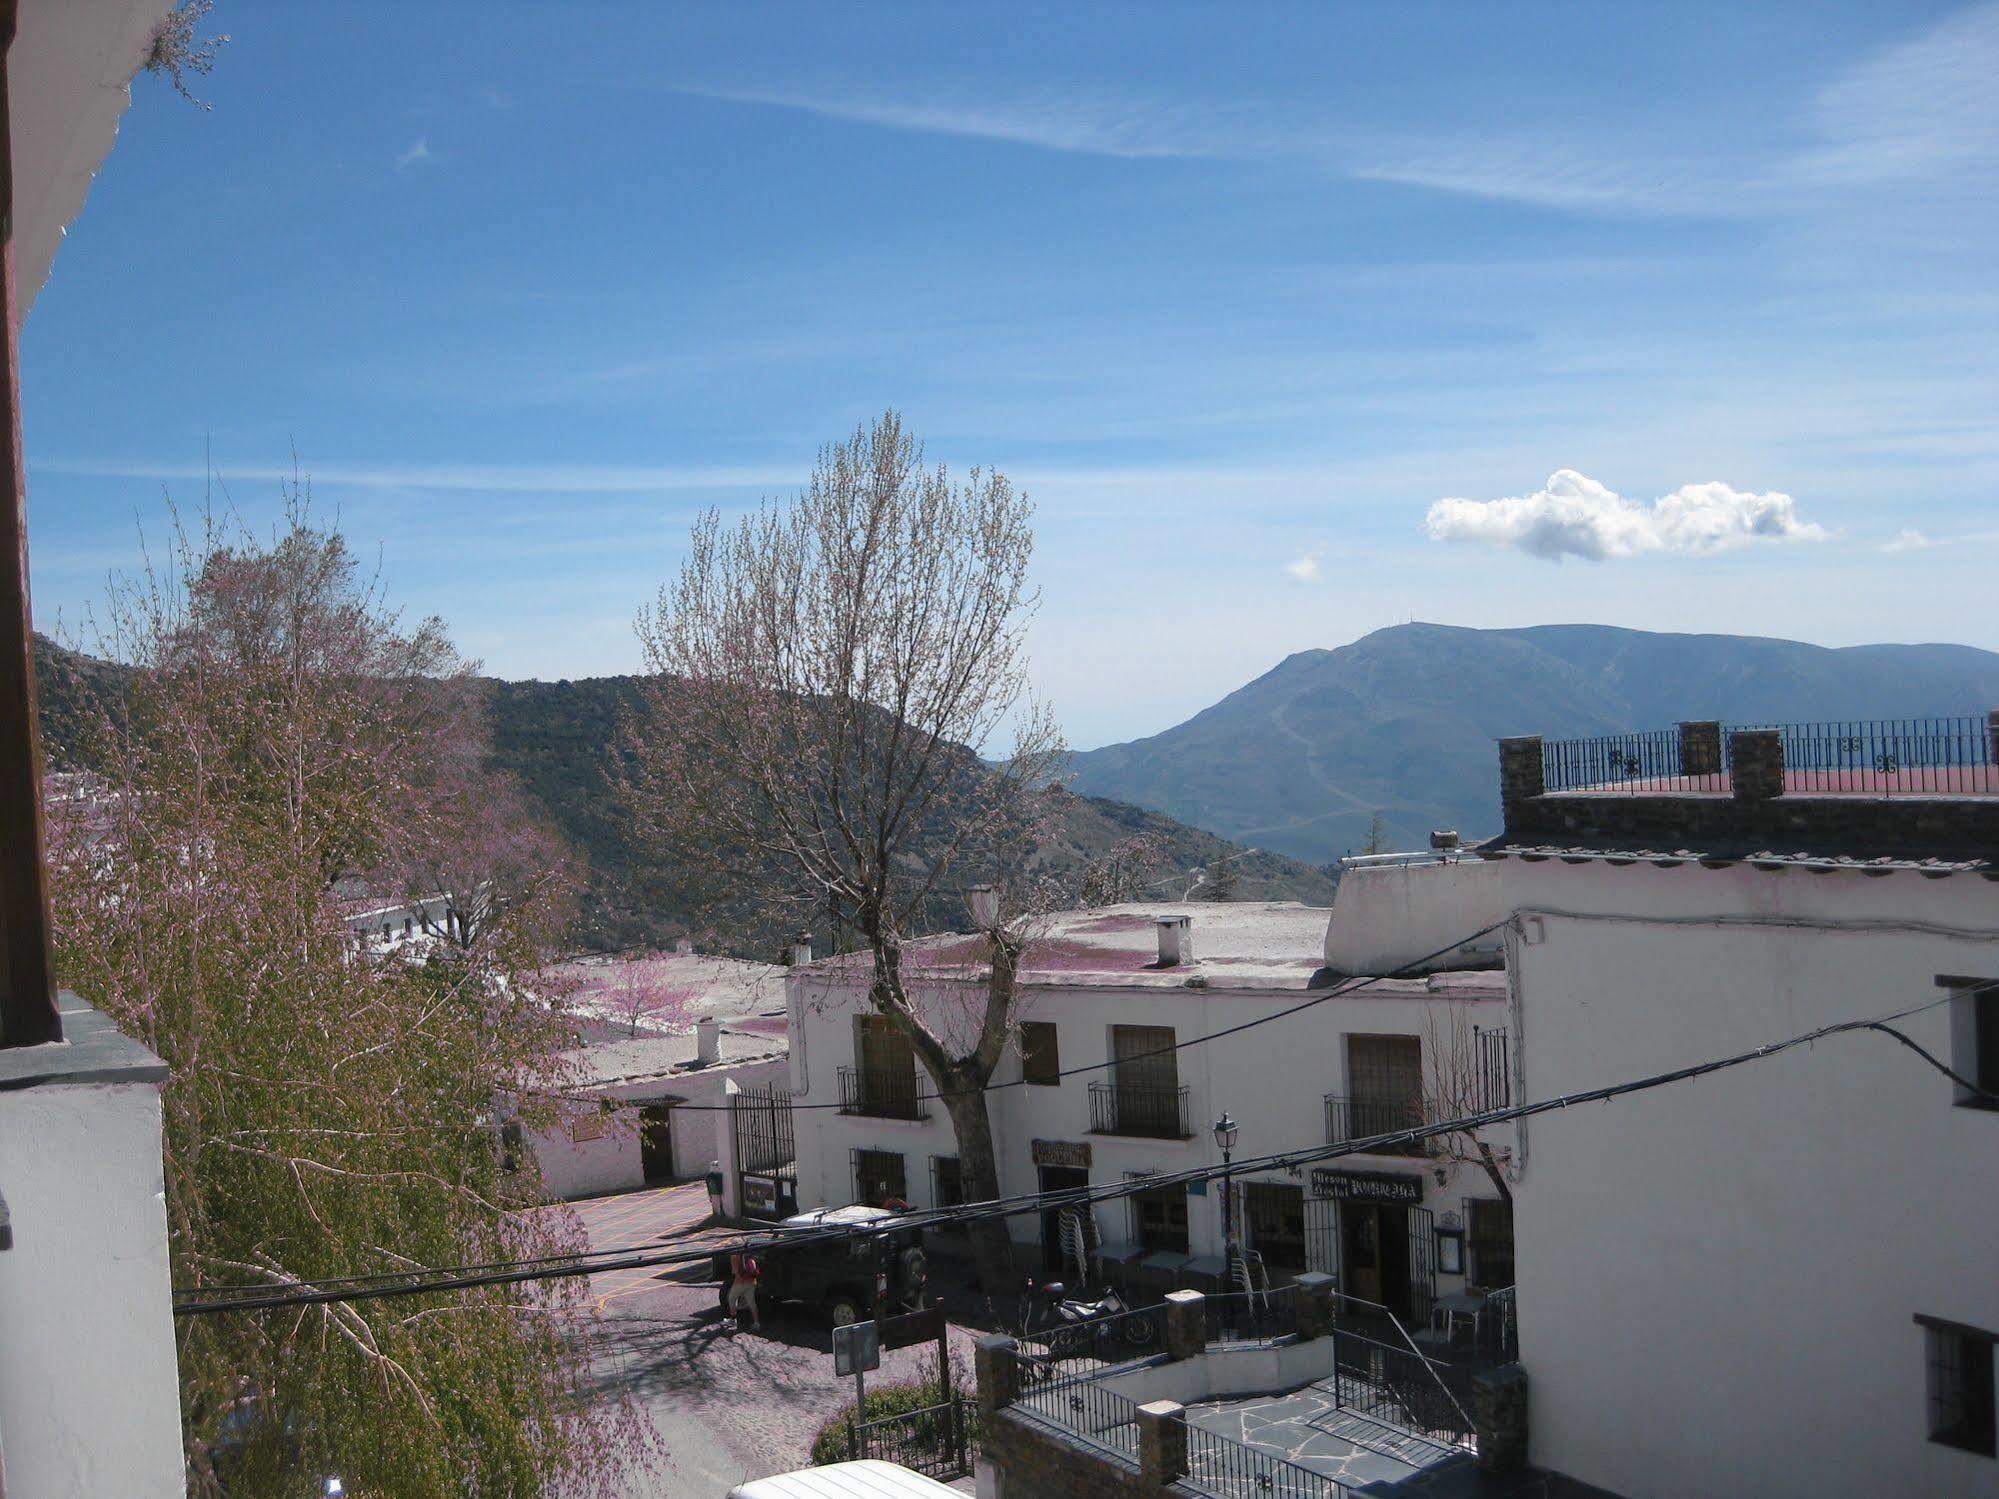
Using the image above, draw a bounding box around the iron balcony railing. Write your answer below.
[1324,1093,1430,1156]
[1088,1080,1193,1139]
[838,1064,928,1121]
[1540,715,1998,797]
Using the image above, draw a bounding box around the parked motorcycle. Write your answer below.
[1018,1278,1158,1360]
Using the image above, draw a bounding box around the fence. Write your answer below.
[1322,1093,1429,1154]
[1203,1285,1300,1347]
[1750,717,1997,796]
[838,1064,928,1120]
[1181,1421,1352,1498]
[1331,1330,1473,1447]
[847,1394,980,1479]
[1540,716,1999,797]
[1089,1080,1193,1139]
[1014,1303,1164,1385]
[1007,1346,1146,1461]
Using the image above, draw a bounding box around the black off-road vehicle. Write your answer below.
[714,1205,928,1327]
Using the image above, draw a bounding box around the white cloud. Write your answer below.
[1284,554,1323,583]
[394,139,433,170]
[1881,528,1936,553]
[1422,469,1829,562]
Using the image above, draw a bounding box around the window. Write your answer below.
[403,916,413,936]
[1346,1034,1425,1153]
[569,1109,607,1144]
[1467,1198,1514,1288]
[1020,1022,1060,1085]
[1105,1024,1185,1136]
[932,1155,963,1208]
[854,1148,907,1207]
[1944,977,1999,1111]
[1127,1172,1188,1254]
[1243,1181,1307,1271]
[1920,1316,1996,1457]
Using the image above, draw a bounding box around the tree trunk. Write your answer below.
[1472,1136,1512,1206]
[940,1075,1017,1307]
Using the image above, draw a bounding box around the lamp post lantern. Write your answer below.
[1213,1111,1239,1286]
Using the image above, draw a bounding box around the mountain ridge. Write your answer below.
[1068,622,1999,863]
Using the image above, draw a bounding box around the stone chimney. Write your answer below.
[1497,736,1545,818]
[788,932,813,966]
[696,1016,720,1067]
[1729,728,1785,801]
[965,885,999,928]
[1156,914,1193,967]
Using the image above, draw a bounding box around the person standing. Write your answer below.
[726,1248,761,1333]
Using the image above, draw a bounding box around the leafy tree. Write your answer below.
[1362,810,1390,856]
[46,505,650,1497]
[624,411,1066,1297]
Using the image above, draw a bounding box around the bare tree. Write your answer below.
[623,411,1065,1296]
[399,758,576,954]
[1078,831,1166,906]
[1423,1002,1512,1205]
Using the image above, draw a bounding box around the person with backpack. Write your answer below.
[727,1247,762,1333]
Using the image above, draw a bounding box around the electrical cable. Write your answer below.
[173,986,1992,1316]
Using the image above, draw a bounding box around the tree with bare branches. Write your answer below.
[1423,1002,1513,1206]
[622,411,1065,1296]
[46,504,650,1496]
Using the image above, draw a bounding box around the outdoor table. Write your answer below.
[1433,1290,1486,1344]
[1181,1253,1228,1291]
[1092,1240,1145,1288]
[1135,1250,1193,1292]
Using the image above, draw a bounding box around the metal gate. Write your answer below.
[730,1081,797,1220]
[1405,1204,1436,1326]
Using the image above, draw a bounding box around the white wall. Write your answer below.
[1504,859,1999,1499]
[787,963,1512,1283]
[0,1075,184,1496]
[1323,858,1508,975]
[531,1057,787,1200]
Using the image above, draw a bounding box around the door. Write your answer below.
[638,1104,675,1183]
[1341,1203,1413,1319]
[1110,1024,1179,1135]
[1347,1035,1425,1151]
[1039,1166,1089,1272]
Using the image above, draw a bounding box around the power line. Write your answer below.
[174,987,1989,1317]
[651,918,1515,1113]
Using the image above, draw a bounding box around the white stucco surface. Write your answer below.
[1322,858,1509,975]
[1503,858,1999,1499]
[0,1073,184,1495]
[11,0,175,317]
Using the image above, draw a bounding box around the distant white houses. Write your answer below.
[338,886,455,953]
[785,872,1517,1322]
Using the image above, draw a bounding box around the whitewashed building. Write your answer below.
[527,1015,788,1199]
[786,877,1519,1325]
[1486,716,1999,1499]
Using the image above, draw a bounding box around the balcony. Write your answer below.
[1088,1080,1192,1139]
[1324,1093,1430,1156]
[838,1065,928,1121]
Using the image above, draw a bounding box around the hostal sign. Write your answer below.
[1310,1169,1423,1204]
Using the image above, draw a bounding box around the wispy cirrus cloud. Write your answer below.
[394,138,434,171]
[31,457,792,495]
[1423,469,1829,562]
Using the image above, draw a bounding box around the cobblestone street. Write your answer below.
[572,1183,984,1493]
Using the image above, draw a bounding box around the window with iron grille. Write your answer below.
[1020,1022,1060,1085]
[929,1154,967,1237]
[1920,1316,1996,1457]
[1126,1171,1188,1254]
[1243,1181,1307,1271]
[1467,1197,1514,1288]
[853,1148,906,1207]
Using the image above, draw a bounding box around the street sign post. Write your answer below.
[878,1304,951,1400]
[833,1319,882,1415]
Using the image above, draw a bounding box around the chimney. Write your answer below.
[965,885,999,928]
[1155,914,1193,967]
[789,932,814,966]
[696,1016,720,1067]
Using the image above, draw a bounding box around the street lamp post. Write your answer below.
[1213,1111,1239,1288]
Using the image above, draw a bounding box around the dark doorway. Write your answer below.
[638,1103,675,1183]
[1341,1202,1412,1320]
[1039,1166,1089,1271]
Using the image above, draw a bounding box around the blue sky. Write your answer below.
[23,0,1999,748]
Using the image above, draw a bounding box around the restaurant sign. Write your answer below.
[1310,1169,1423,1205]
[1031,1139,1092,1170]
